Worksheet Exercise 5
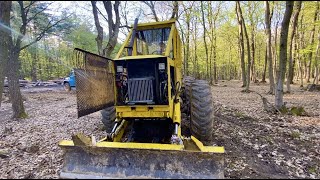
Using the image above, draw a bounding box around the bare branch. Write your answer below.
[96,6,108,22]
[26,2,54,24]
[141,1,159,21]
[119,25,131,28]
[20,15,70,50]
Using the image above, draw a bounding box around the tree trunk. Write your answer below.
[275,1,293,109]
[186,20,190,76]
[103,1,121,58]
[193,16,199,78]
[313,29,320,84]
[236,2,246,87]
[200,1,209,80]
[8,47,27,118]
[250,27,256,82]
[298,32,304,87]
[0,1,11,107]
[237,1,251,91]
[248,2,256,83]
[262,44,267,83]
[286,1,302,93]
[274,20,279,81]
[91,1,104,56]
[306,3,319,83]
[142,1,159,22]
[213,24,217,84]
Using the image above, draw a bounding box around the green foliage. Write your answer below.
[290,106,307,116]
[235,111,245,118]
[290,131,301,139]
[18,112,29,119]
[279,106,289,114]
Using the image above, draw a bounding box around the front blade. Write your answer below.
[60,145,224,179]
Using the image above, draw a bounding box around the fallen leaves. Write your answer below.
[0,88,105,178]
[212,80,320,179]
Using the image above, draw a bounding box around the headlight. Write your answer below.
[159,63,165,70]
[117,66,123,73]
[65,77,70,81]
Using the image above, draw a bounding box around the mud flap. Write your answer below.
[72,48,115,118]
[59,144,224,179]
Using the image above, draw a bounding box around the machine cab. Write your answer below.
[72,20,182,118]
[113,20,182,107]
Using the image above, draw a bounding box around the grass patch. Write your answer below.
[264,136,274,144]
[18,112,29,119]
[235,111,245,118]
[290,106,307,116]
[308,166,317,174]
[279,106,308,116]
[290,131,301,139]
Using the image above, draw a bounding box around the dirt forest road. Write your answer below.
[0,81,319,179]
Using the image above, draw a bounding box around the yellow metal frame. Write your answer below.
[113,20,182,126]
[59,20,224,154]
[59,136,224,153]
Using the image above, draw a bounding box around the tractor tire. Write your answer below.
[180,76,195,136]
[101,106,116,132]
[190,80,214,144]
[181,76,195,115]
[64,82,71,92]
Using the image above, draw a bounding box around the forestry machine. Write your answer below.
[58,19,224,179]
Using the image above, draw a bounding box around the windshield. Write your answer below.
[136,27,170,55]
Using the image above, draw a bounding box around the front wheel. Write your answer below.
[190,80,214,144]
[64,82,71,92]
[101,106,116,132]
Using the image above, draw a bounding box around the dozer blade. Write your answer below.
[59,141,224,179]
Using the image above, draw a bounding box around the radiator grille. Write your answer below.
[127,77,154,104]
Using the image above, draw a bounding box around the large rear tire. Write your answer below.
[190,80,214,144]
[180,76,195,136]
[101,106,116,132]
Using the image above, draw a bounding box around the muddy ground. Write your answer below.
[0,81,319,179]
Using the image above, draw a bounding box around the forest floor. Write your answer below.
[0,80,319,179]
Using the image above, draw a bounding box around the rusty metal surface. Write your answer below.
[60,145,224,179]
[72,48,115,118]
[73,48,112,71]
[75,69,114,118]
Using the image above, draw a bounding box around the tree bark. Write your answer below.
[314,29,320,84]
[142,1,159,22]
[213,17,218,84]
[261,44,267,83]
[91,1,104,56]
[235,2,246,87]
[0,1,12,107]
[275,1,293,109]
[170,1,179,20]
[103,1,121,58]
[286,1,302,93]
[183,2,191,76]
[274,20,279,81]
[200,1,209,80]
[237,1,251,91]
[306,3,319,83]
[248,2,257,83]
[4,1,65,117]
[193,15,199,78]
[8,47,27,118]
